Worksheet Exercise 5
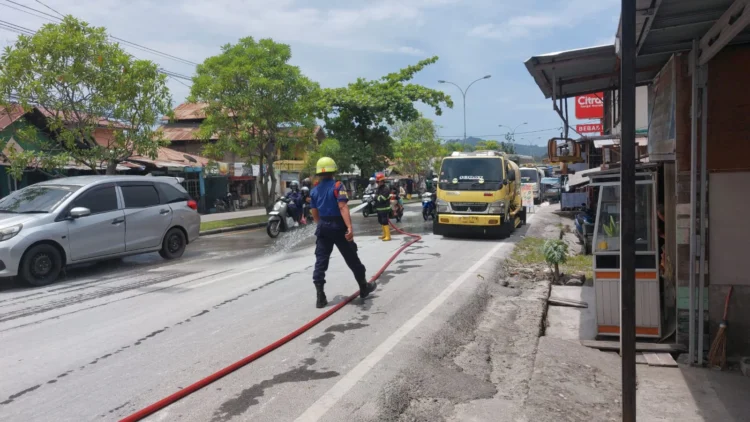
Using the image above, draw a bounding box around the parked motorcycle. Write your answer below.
[361,193,375,217]
[214,198,227,213]
[422,192,436,220]
[574,205,595,254]
[267,197,310,238]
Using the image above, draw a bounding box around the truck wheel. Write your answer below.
[159,228,186,260]
[20,244,62,286]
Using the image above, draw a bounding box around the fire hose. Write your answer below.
[120,221,421,422]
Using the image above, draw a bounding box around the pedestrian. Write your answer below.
[310,157,376,308]
[374,174,392,241]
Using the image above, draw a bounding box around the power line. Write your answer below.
[1,1,199,66]
[34,0,63,18]
[169,76,192,88]
[437,127,565,138]
[0,19,194,81]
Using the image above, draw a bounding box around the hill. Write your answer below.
[443,138,547,158]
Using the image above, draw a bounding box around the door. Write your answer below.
[67,185,126,261]
[120,184,172,251]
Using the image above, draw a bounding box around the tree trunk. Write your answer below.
[554,263,560,282]
[105,160,118,175]
[266,159,277,212]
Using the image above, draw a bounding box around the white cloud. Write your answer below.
[468,0,618,42]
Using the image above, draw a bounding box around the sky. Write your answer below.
[0,0,620,146]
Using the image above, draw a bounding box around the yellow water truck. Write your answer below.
[433,151,525,238]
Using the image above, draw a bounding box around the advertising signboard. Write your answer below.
[576,123,603,134]
[575,93,604,119]
[521,183,535,208]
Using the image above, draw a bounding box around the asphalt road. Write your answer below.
[0,203,526,422]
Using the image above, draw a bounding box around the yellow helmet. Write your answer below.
[316,157,338,174]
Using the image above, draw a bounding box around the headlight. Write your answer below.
[436,199,451,213]
[273,202,282,211]
[0,224,22,242]
[488,201,506,214]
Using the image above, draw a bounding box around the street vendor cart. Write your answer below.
[589,164,661,338]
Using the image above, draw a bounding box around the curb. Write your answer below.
[199,222,267,236]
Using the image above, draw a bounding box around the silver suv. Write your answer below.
[0,175,200,286]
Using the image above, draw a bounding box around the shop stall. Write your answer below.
[589,164,661,338]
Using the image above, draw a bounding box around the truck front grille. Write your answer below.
[451,202,488,213]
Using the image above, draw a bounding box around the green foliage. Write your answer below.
[317,57,453,177]
[475,139,516,154]
[0,16,173,176]
[603,215,619,237]
[392,117,446,184]
[303,138,349,177]
[542,239,569,280]
[443,141,474,153]
[189,37,319,209]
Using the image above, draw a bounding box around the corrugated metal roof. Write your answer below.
[0,104,25,131]
[129,147,212,168]
[159,124,204,141]
[165,103,209,121]
[524,44,668,99]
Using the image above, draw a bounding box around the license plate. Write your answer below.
[460,216,479,224]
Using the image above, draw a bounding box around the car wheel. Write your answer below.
[159,228,187,260]
[20,244,62,286]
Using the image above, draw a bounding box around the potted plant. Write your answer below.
[603,215,620,251]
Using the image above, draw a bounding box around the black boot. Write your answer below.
[315,283,328,308]
[357,279,376,299]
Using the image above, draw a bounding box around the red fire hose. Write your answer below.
[120,222,420,422]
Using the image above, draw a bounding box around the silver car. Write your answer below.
[0,175,201,286]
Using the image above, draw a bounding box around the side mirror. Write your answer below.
[69,207,91,219]
[503,180,509,186]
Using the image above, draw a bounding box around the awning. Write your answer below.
[619,0,750,63]
[566,166,602,188]
[594,137,648,148]
[524,45,668,99]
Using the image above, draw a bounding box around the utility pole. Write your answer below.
[620,0,637,421]
[438,75,492,144]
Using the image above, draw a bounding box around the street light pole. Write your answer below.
[438,75,491,144]
[498,122,528,152]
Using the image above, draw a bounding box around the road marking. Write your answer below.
[293,241,509,422]
[186,266,268,290]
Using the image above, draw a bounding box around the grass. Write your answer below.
[200,215,267,232]
[510,236,593,279]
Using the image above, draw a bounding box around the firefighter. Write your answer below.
[375,174,392,241]
[309,157,375,308]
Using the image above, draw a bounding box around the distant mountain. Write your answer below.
[442,137,547,158]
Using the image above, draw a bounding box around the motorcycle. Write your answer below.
[390,195,404,223]
[421,192,436,220]
[214,198,228,213]
[267,197,310,238]
[361,193,376,217]
[574,205,595,254]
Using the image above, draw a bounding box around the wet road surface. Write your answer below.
[0,204,530,421]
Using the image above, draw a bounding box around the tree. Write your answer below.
[318,57,453,178]
[500,141,516,154]
[189,37,319,210]
[303,138,351,178]
[542,239,568,282]
[476,140,500,151]
[0,16,173,177]
[392,117,445,188]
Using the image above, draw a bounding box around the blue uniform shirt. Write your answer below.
[310,179,348,217]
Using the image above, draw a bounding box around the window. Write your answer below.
[121,185,160,208]
[73,186,118,214]
[0,185,79,214]
[595,184,655,253]
[157,183,190,204]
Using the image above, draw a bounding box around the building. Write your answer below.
[160,103,325,204]
[524,1,750,363]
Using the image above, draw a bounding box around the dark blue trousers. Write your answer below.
[313,219,366,285]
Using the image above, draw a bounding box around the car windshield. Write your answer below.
[520,169,539,183]
[541,177,561,186]
[439,158,505,191]
[0,185,80,213]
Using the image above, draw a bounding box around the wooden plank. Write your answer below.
[581,340,686,353]
[643,352,678,367]
[548,297,588,308]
